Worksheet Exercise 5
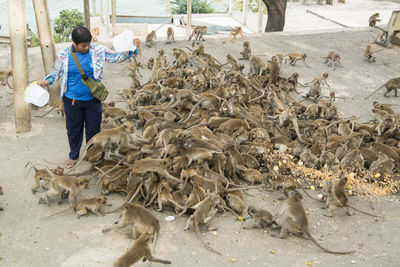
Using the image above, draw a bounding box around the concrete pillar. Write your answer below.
[243,0,248,26]
[84,0,91,29]
[187,0,192,37]
[112,0,116,35]
[228,0,233,15]
[91,0,97,15]
[105,0,111,32]
[166,0,171,14]
[7,0,31,133]
[258,0,263,32]
[100,0,104,23]
[32,0,59,106]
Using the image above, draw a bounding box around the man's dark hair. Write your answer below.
[72,26,92,44]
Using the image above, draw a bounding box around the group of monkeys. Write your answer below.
[22,17,400,266]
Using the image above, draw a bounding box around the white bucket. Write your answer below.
[24,81,49,107]
[113,29,137,52]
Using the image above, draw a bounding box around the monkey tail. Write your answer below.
[65,138,95,174]
[347,204,382,218]
[41,207,74,220]
[194,223,221,255]
[304,229,355,255]
[152,228,160,253]
[23,163,41,179]
[364,84,385,99]
[180,100,202,123]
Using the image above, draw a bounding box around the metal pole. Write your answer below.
[243,0,248,26]
[32,0,59,106]
[84,0,91,29]
[7,0,31,133]
[91,0,97,15]
[258,0,263,32]
[112,0,116,34]
[187,0,192,37]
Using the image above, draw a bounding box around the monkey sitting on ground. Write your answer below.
[0,70,13,89]
[166,27,175,44]
[239,41,251,60]
[145,30,157,47]
[325,175,382,217]
[271,191,355,254]
[39,175,89,207]
[113,233,171,267]
[243,206,279,229]
[42,196,110,219]
[24,162,64,194]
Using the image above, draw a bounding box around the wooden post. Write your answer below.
[112,0,116,34]
[243,0,248,26]
[91,0,97,15]
[258,0,263,32]
[7,0,31,133]
[166,0,171,14]
[187,0,192,37]
[84,0,91,29]
[32,0,59,106]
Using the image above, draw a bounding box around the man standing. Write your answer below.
[39,26,140,168]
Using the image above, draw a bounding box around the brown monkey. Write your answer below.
[265,174,318,201]
[365,77,400,98]
[24,162,64,194]
[369,13,381,27]
[90,27,100,42]
[243,206,279,229]
[306,72,330,88]
[166,27,175,44]
[188,25,208,46]
[326,176,381,217]
[249,56,265,75]
[226,193,245,215]
[364,45,376,63]
[272,191,355,254]
[229,26,244,41]
[239,41,251,60]
[184,192,221,255]
[113,233,171,267]
[147,57,154,69]
[323,51,342,70]
[284,53,308,66]
[145,30,157,47]
[66,121,137,172]
[0,70,12,89]
[102,202,161,249]
[42,196,110,219]
[172,48,189,67]
[39,175,89,207]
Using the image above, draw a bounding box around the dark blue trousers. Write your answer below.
[62,96,102,160]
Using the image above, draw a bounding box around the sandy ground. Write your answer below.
[1,7,400,267]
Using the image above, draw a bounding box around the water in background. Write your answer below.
[0,0,228,36]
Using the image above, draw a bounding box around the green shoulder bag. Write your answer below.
[70,46,109,101]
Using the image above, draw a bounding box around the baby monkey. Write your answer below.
[114,233,171,267]
[243,206,279,229]
[166,27,175,44]
[145,30,157,47]
[239,41,251,60]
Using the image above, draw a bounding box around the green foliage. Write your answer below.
[235,0,267,13]
[171,0,215,14]
[53,9,84,42]
[32,32,40,47]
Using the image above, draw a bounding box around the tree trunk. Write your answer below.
[263,0,287,32]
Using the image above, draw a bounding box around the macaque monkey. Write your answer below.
[42,196,110,219]
[323,51,342,70]
[272,191,355,254]
[249,56,265,75]
[229,26,244,41]
[90,27,100,42]
[243,206,279,229]
[265,174,317,201]
[39,175,89,207]
[365,77,400,98]
[188,25,208,47]
[369,13,381,27]
[326,176,381,217]
[24,162,64,194]
[147,57,154,69]
[0,70,13,89]
[284,53,308,66]
[67,121,137,172]
[373,101,395,115]
[113,233,171,267]
[239,41,251,60]
[364,45,376,63]
[184,192,221,255]
[166,27,175,44]
[226,193,245,215]
[102,202,160,248]
[306,72,330,88]
[172,48,189,68]
[145,30,157,47]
